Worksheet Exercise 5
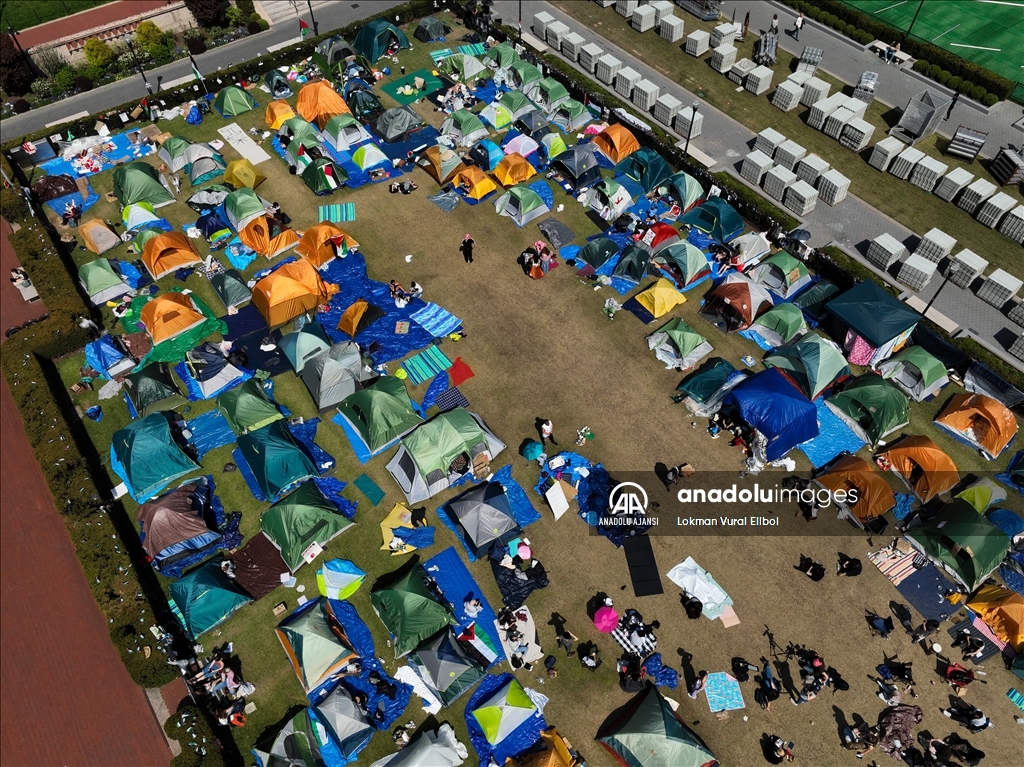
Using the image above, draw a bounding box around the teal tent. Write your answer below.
[236,421,319,500]
[615,147,673,193]
[169,559,251,638]
[906,500,1011,591]
[111,414,199,500]
[353,18,410,63]
[124,362,186,418]
[577,237,619,270]
[262,482,353,572]
[678,197,743,243]
[676,358,738,405]
[764,332,850,399]
[280,322,332,373]
[662,172,705,212]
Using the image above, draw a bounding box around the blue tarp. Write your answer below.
[894,563,955,622]
[1000,563,1024,597]
[290,418,335,473]
[185,410,236,459]
[726,369,819,462]
[222,304,267,341]
[40,132,156,178]
[224,236,258,271]
[527,179,554,209]
[45,186,99,218]
[988,507,1024,539]
[996,451,1023,495]
[375,127,440,165]
[413,371,450,417]
[331,410,375,464]
[173,359,250,401]
[797,399,866,469]
[85,336,130,379]
[424,547,505,666]
[391,525,435,549]
[642,653,679,689]
[465,673,546,766]
[115,260,147,289]
[893,493,916,521]
[313,476,357,520]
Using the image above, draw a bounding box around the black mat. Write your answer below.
[537,218,576,250]
[230,329,288,377]
[223,303,267,341]
[623,535,663,597]
[947,617,1002,665]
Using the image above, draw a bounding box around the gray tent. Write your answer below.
[300,342,378,411]
[211,269,251,309]
[410,630,485,705]
[311,686,374,761]
[443,481,520,557]
[551,143,602,190]
[124,363,186,418]
[374,107,425,143]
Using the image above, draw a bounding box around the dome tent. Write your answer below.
[353,18,410,63]
[79,258,129,305]
[616,147,673,193]
[438,53,489,83]
[532,77,570,112]
[499,90,536,120]
[700,273,774,332]
[351,143,392,172]
[441,109,489,147]
[217,378,282,436]
[252,710,322,767]
[906,500,1011,592]
[275,598,361,692]
[635,278,687,318]
[410,629,485,706]
[825,373,910,447]
[122,201,169,233]
[78,218,121,254]
[136,478,222,574]
[814,454,896,529]
[181,143,226,185]
[494,185,549,227]
[576,237,619,270]
[336,376,424,457]
[296,222,358,269]
[592,124,640,164]
[316,558,366,600]
[876,346,948,402]
[182,343,247,399]
[662,171,705,213]
[374,106,425,144]
[483,41,519,69]
[479,101,515,131]
[825,280,922,366]
[223,158,265,189]
[211,268,251,310]
[310,686,374,762]
[312,35,355,75]
[647,317,713,372]
[240,216,300,259]
[301,157,347,195]
[493,154,537,186]
[213,85,258,117]
[513,111,551,141]
[550,99,592,131]
[265,99,295,130]
[141,231,202,279]
[157,135,192,172]
[612,244,651,283]
[300,341,378,412]
[746,302,808,348]
[280,322,332,373]
[935,393,1018,461]
[297,80,351,130]
[453,166,497,201]
[725,368,819,462]
[323,113,371,153]
[265,69,293,99]
[277,115,320,146]
[414,15,449,42]
[539,132,567,160]
[550,143,601,191]
[502,134,539,160]
[469,139,505,172]
[877,434,958,502]
[469,676,538,746]
[764,332,850,400]
[123,362,186,418]
[441,481,521,559]
[370,561,458,657]
[140,292,206,344]
[508,60,542,94]
[169,559,251,638]
[262,482,353,573]
[750,251,813,300]
[237,421,319,500]
[652,241,711,289]
[111,413,200,501]
[337,298,385,339]
[967,585,1024,652]
[112,162,174,208]
[580,179,634,221]
[252,260,338,327]
[418,145,467,185]
[678,197,743,243]
[224,187,280,232]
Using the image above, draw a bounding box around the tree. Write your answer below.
[0,34,33,95]
[236,0,255,18]
[135,20,166,53]
[184,0,227,28]
[34,46,65,78]
[84,37,114,68]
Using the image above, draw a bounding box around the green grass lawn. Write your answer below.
[0,0,113,31]
[47,10,1023,767]
[843,0,1024,83]
[552,1,1023,276]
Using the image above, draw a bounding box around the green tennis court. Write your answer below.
[842,0,1024,82]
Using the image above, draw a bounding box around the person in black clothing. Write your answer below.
[836,553,862,577]
[944,91,960,121]
[460,233,475,263]
[795,555,825,581]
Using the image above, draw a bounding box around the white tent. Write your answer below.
[369,723,467,767]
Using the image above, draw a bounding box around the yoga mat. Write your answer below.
[318,202,356,223]
[353,474,385,506]
[457,43,487,56]
[403,345,452,385]
[623,535,664,596]
[894,563,956,623]
[379,69,443,105]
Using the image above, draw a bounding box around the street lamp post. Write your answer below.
[124,40,153,94]
[684,101,699,157]
[902,0,925,45]
[923,262,960,316]
[306,0,318,36]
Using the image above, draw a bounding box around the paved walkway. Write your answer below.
[501,0,1020,368]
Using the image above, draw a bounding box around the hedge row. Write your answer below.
[781,0,1013,101]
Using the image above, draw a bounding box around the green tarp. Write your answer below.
[218,378,283,435]
[370,564,457,656]
[826,281,921,347]
[262,482,353,572]
[906,500,1011,591]
[135,291,225,368]
[401,409,487,480]
[353,18,409,62]
[112,162,174,208]
[112,414,199,500]
[336,376,423,454]
[764,332,850,399]
[124,362,185,418]
[236,421,319,500]
[214,85,257,116]
[826,373,910,447]
[169,559,251,637]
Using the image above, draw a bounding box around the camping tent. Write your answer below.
[374,106,425,143]
[507,727,578,767]
[136,479,221,572]
[124,362,185,418]
[186,184,231,212]
[32,173,78,201]
[508,60,542,94]
[301,341,377,411]
[370,563,458,656]
[580,179,633,221]
[312,35,354,75]
[419,145,467,184]
[224,187,268,231]
[750,251,813,300]
[346,84,384,123]
[675,358,738,411]
[237,421,319,500]
[296,223,357,270]
[504,134,540,160]
[442,110,488,147]
[483,41,519,69]
[493,153,537,186]
[826,281,921,366]
[616,147,672,193]
[317,558,366,600]
[877,435,959,502]
[636,278,686,318]
[470,677,538,746]
[550,99,592,131]
[577,237,619,270]
[414,15,448,42]
[223,158,265,189]
[647,317,713,372]
[351,144,391,173]
[252,259,338,327]
[439,53,488,83]
[764,333,850,400]
[252,710,322,767]
[213,85,257,117]
[747,303,808,348]
[211,269,251,309]
[613,244,651,283]
[494,185,550,227]
[122,201,167,233]
[596,684,718,767]
[77,219,120,256]
[539,132,567,161]
[280,322,332,373]
[265,69,293,99]
[533,77,570,112]
[876,346,948,402]
[297,80,351,129]
[141,231,202,279]
[814,454,896,528]
[906,500,1011,591]
[278,115,321,146]
[169,559,251,637]
[967,585,1024,652]
[336,375,423,456]
[302,157,347,195]
[661,172,705,213]
[311,686,375,762]
[729,232,771,270]
[276,598,361,692]
[181,144,225,185]
[79,258,129,305]
[353,18,410,62]
[453,166,498,201]
[386,409,506,503]
[337,298,385,339]
[499,90,536,120]
[592,124,640,163]
[218,378,282,435]
[550,143,602,191]
[262,482,353,572]
[794,280,840,322]
[368,724,466,767]
[157,136,192,172]
[725,368,819,461]
[934,393,1018,461]
[265,99,296,129]
[240,215,300,258]
[678,197,743,243]
[442,481,521,558]
[323,112,371,152]
[826,373,910,447]
[411,630,485,706]
[112,414,199,500]
[636,223,681,256]
[700,273,774,331]
[480,101,515,131]
[140,292,206,344]
[112,162,174,208]
[183,343,246,398]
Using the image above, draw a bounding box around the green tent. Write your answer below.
[401,410,487,482]
[411,629,485,705]
[662,171,704,212]
[262,482,353,572]
[550,98,592,131]
[613,244,651,283]
[224,187,267,232]
[676,358,738,403]
[826,372,910,447]
[441,109,488,146]
[236,420,319,501]
[302,157,347,195]
[353,18,409,63]
[479,102,514,133]
[764,332,850,399]
[213,85,258,117]
[158,135,192,172]
[276,599,361,692]
[751,251,813,299]
[280,323,332,373]
[351,143,390,171]
[580,179,633,221]
[112,162,174,208]
[482,41,519,69]
[678,197,743,243]
[211,269,251,309]
[370,563,457,656]
[279,116,321,145]
[300,341,377,412]
[597,684,717,767]
[169,559,251,638]
[218,378,283,435]
[438,53,488,83]
[876,346,949,402]
[906,500,1011,591]
[471,677,537,745]
[793,279,839,321]
[498,90,535,120]
[494,185,550,227]
[78,259,129,306]
[111,414,199,500]
[647,318,713,372]
[323,113,370,153]
[253,710,322,767]
[825,280,921,348]
[534,77,570,111]
[124,362,185,418]
[508,60,542,93]
[616,147,672,193]
[336,375,423,455]
[653,242,710,287]
[577,237,619,269]
[749,303,808,348]
[540,132,567,160]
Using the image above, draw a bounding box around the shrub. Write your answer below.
[856,30,873,44]
[54,65,77,93]
[982,92,999,107]
[912,59,929,73]
[30,78,58,98]
[257,18,269,31]
[186,36,207,54]
[84,37,114,68]
[184,0,227,28]
[947,75,963,92]
[936,69,952,86]
[135,20,165,52]
[1,33,34,95]
[225,4,246,27]
[0,187,29,221]
[11,97,30,113]
[970,84,988,101]
[34,47,66,78]
[165,706,226,767]
[843,22,856,37]
[246,20,261,35]
[236,0,255,17]
[74,75,93,91]
[925,63,942,79]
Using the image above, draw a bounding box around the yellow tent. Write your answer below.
[265,99,296,130]
[380,503,420,555]
[296,223,359,269]
[636,278,686,318]
[967,584,1024,651]
[493,152,537,186]
[141,231,202,279]
[239,215,300,259]
[453,165,497,200]
[297,80,351,129]
[252,259,338,327]
[140,293,206,344]
[505,728,577,767]
[224,158,266,189]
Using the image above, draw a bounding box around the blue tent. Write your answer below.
[85,335,134,379]
[725,368,818,461]
[469,139,504,172]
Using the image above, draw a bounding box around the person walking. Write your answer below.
[944,91,960,121]
[556,629,578,657]
[770,14,779,35]
[460,233,475,263]
[793,12,804,41]
[539,419,557,446]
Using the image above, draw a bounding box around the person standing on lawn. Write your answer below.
[460,233,475,263]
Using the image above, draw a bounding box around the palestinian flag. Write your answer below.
[300,19,311,39]
[189,51,202,81]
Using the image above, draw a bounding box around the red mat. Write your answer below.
[449,357,475,386]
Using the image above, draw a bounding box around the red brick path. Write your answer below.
[16,1,169,49]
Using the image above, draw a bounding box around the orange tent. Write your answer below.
[337,298,385,339]
[967,584,1024,651]
[265,99,296,130]
[493,152,537,186]
[239,215,300,259]
[252,259,338,327]
[296,80,351,129]
[296,223,359,269]
[592,124,640,163]
[142,232,203,280]
[140,293,206,345]
[877,435,959,502]
[935,393,1019,461]
[815,455,896,527]
[505,727,576,767]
